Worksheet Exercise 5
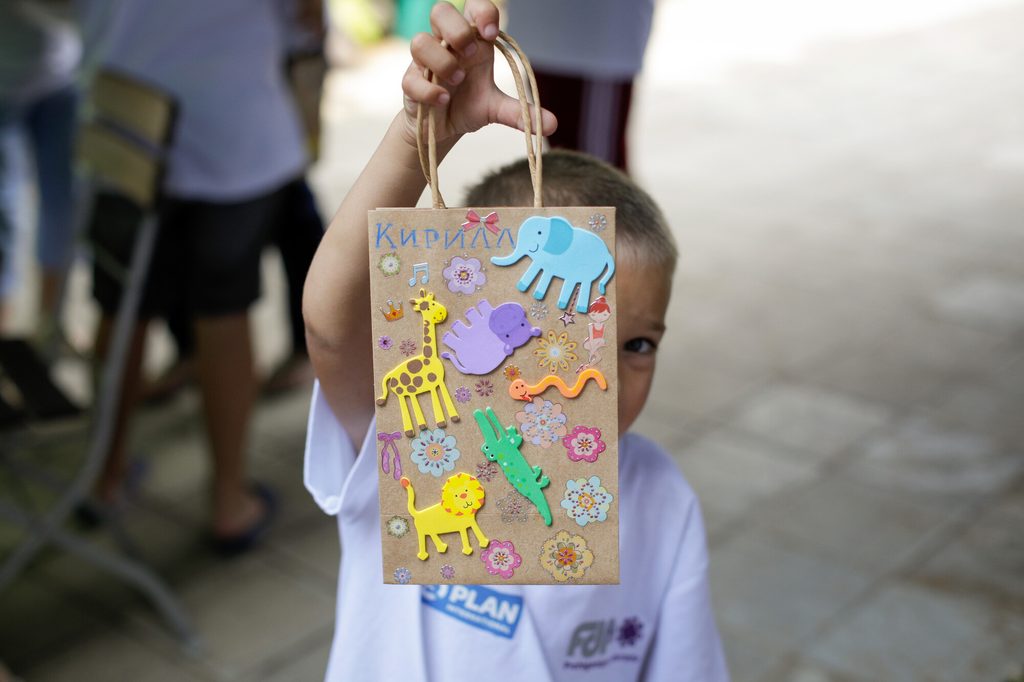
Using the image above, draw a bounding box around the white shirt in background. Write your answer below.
[0,1,81,104]
[88,0,307,201]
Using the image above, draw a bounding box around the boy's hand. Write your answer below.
[401,0,557,148]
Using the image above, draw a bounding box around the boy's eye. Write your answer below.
[623,338,657,354]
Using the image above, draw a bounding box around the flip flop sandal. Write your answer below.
[210,481,278,557]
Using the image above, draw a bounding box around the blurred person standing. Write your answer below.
[83,0,308,551]
[142,0,329,401]
[0,0,82,333]
[506,0,655,172]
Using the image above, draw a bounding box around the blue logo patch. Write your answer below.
[421,584,523,639]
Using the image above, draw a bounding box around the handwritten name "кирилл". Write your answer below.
[374,223,516,251]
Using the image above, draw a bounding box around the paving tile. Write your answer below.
[844,413,1023,499]
[930,274,1024,334]
[667,278,860,378]
[750,474,958,573]
[718,626,789,682]
[266,514,341,590]
[913,484,1024,605]
[766,659,871,682]
[674,427,821,524]
[141,424,211,504]
[257,629,333,682]
[923,376,1024,448]
[807,582,1024,682]
[35,506,211,618]
[167,447,325,536]
[250,390,314,466]
[709,531,872,651]
[129,555,335,681]
[728,383,891,463]
[0,577,107,672]
[23,629,199,682]
[809,315,1008,407]
[650,351,765,421]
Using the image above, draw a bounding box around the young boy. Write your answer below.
[302,2,729,679]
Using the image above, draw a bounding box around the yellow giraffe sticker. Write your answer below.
[376,288,460,437]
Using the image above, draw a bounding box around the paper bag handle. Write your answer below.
[415,30,544,209]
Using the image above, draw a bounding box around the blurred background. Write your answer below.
[1,0,1021,680]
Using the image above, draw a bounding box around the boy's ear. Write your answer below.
[544,217,574,255]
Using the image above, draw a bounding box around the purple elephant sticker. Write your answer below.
[441,300,541,375]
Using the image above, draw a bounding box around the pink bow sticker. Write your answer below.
[463,210,500,235]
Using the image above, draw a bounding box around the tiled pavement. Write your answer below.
[3,1,1023,680]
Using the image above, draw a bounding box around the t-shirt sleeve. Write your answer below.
[642,495,730,681]
[303,380,367,516]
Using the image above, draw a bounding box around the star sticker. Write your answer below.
[559,310,576,326]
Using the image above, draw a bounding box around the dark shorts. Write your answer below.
[533,70,634,172]
[91,187,285,317]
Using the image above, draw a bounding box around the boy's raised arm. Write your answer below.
[302,116,434,442]
[302,0,555,444]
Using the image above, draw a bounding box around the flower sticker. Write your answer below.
[563,425,607,463]
[440,564,455,581]
[515,397,568,448]
[442,255,486,295]
[503,364,521,381]
[588,213,608,232]
[454,386,472,403]
[474,379,494,397]
[386,515,410,538]
[393,567,412,584]
[399,339,417,356]
[475,460,499,482]
[617,617,644,646]
[378,335,393,350]
[496,490,533,523]
[534,330,578,373]
[530,303,548,320]
[378,252,401,277]
[561,476,614,527]
[410,428,461,477]
[480,539,522,579]
[540,530,595,583]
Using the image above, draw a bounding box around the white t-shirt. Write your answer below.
[506,0,655,80]
[0,1,80,104]
[304,382,730,681]
[89,0,307,201]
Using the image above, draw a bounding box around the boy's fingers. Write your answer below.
[410,33,463,85]
[463,0,500,41]
[429,1,477,56]
[402,64,451,106]
[491,91,557,136]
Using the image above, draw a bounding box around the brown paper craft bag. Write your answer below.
[368,33,618,585]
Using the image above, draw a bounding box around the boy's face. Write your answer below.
[616,261,671,434]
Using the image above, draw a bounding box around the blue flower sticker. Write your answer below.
[561,476,613,527]
[410,428,461,478]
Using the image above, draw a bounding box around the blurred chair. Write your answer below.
[0,70,198,650]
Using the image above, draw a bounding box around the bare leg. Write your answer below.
[193,313,263,537]
[39,268,63,320]
[94,316,149,503]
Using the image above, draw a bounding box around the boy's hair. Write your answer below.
[464,149,677,272]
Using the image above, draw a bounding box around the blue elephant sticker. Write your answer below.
[491,216,615,313]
